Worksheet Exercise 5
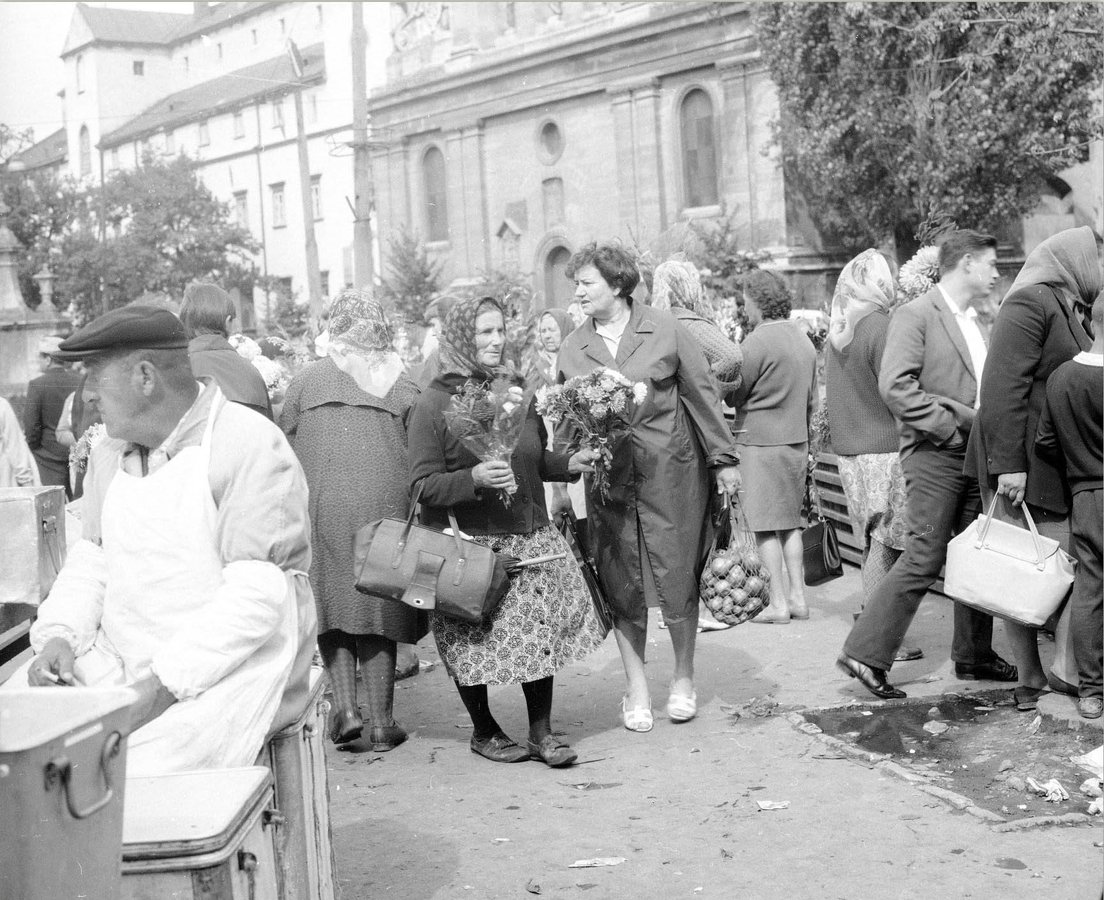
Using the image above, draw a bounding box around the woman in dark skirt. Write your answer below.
[281,289,427,752]
[407,297,604,767]
[730,270,818,624]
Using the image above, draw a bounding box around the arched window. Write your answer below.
[79,125,91,177]
[423,146,448,242]
[543,245,573,309]
[679,89,718,208]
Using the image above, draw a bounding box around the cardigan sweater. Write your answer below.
[730,319,817,446]
[825,310,899,456]
[1035,354,1103,496]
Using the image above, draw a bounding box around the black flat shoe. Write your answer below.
[954,657,1017,682]
[527,735,578,768]
[836,653,907,700]
[470,731,530,763]
[369,723,408,752]
[329,708,364,745]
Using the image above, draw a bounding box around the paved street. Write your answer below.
[325,565,1103,899]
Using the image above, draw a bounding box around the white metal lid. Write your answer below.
[0,687,136,753]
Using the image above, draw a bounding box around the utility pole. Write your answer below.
[287,40,323,320]
[350,2,374,290]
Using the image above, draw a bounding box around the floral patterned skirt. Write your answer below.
[431,526,606,686]
[837,452,908,552]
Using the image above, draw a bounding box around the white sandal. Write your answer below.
[621,696,653,733]
[666,686,697,723]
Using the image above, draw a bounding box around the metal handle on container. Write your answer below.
[43,731,122,820]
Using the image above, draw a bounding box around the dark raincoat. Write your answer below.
[555,302,739,628]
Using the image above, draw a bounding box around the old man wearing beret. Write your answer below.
[7,304,317,775]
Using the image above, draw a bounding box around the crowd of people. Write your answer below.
[2,224,1100,779]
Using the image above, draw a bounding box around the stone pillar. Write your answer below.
[631,79,668,234]
[456,123,491,274]
[717,54,757,247]
[607,88,638,233]
[444,130,471,274]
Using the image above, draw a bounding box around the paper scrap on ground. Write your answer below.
[568,858,626,868]
[923,721,949,735]
[756,800,790,811]
[1071,746,1103,779]
[1025,776,1069,802]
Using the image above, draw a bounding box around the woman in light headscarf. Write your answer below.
[281,289,427,752]
[652,260,743,397]
[824,250,922,660]
[406,297,604,767]
[966,226,1103,713]
[523,308,574,392]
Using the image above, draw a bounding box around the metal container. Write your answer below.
[0,687,134,900]
[121,767,279,900]
[261,666,335,900]
[0,486,66,607]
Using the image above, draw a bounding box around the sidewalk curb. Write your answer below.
[783,706,1097,830]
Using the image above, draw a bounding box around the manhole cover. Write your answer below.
[802,691,1100,821]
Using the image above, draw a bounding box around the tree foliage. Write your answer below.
[3,153,257,324]
[755,2,1104,255]
[378,228,443,322]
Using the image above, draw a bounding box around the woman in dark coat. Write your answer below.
[730,270,818,624]
[407,297,603,767]
[554,243,740,733]
[281,289,426,751]
[965,226,1101,710]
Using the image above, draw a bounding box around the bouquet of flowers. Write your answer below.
[69,423,106,475]
[536,368,648,503]
[442,377,531,506]
[897,245,940,306]
[229,333,292,402]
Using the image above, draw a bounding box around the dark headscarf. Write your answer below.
[438,296,508,381]
[538,308,574,347]
[1007,226,1102,311]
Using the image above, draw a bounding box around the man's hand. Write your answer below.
[715,465,741,496]
[997,471,1028,507]
[567,447,598,474]
[128,675,178,732]
[27,637,77,686]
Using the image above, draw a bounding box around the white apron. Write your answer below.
[81,393,298,775]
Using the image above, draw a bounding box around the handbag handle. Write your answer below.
[804,467,826,523]
[406,479,470,585]
[975,493,1048,571]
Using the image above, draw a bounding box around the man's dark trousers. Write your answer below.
[843,441,995,671]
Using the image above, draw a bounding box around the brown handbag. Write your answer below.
[353,484,511,624]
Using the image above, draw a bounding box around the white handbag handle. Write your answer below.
[975,493,1047,571]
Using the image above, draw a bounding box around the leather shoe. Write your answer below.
[836,653,907,700]
[527,735,578,768]
[954,657,1017,682]
[893,647,924,662]
[1079,697,1103,719]
[329,708,364,745]
[369,723,408,752]
[470,731,530,763]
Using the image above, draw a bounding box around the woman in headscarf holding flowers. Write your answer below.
[825,249,922,661]
[281,289,426,752]
[966,226,1103,714]
[406,296,605,767]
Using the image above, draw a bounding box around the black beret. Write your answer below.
[55,305,188,360]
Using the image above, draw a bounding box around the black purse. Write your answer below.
[353,484,511,624]
[802,474,843,586]
[557,512,614,638]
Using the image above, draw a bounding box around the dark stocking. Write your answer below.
[522,676,554,744]
[356,635,397,728]
[318,630,358,714]
[455,682,502,741]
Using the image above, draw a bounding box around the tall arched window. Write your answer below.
[423,146,448,242]
[679,89,718,208]
[543,245,572,309]
[79,125,91,177]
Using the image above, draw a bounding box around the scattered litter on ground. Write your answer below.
[755,800,790,811]
[568,857,626,868]
[919,674,942,683]
[923,721,949,735]
[1080,778,1103,799]
[564,781,621,791]
[525,879,542,894]
[995,858,1027,869]
[1026,715,1042,735]
[417,659,436,673]
[726,695,780,720]
[493,837,511,843]
[1025,777,1069,802]
[1072,746,1103,779]
[1089,798,1103,816]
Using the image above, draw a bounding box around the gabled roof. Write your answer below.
[63,2,286,57]
[13,128,68,172]
[64,3,189,56]
[100,43,325,148]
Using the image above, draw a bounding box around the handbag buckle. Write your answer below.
[452,555,467,586]
[390,539,407,568]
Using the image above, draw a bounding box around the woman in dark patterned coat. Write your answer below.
[281,289,426,752]
[407,297,604,767]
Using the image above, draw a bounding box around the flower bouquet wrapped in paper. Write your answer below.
[536,368,647,503]
[442,376,531,506]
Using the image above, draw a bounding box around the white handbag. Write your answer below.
[944,495,1076,627]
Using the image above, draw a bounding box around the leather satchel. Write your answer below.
[802,475,843,586]
[944,495,1075,627]
[353,485,511,625]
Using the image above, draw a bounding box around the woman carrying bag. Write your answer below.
[406,297,604,767]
